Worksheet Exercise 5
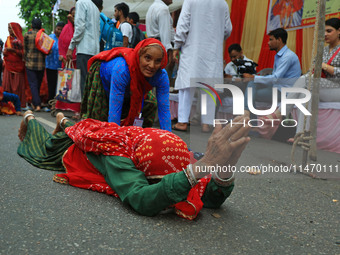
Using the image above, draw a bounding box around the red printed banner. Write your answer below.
[267,0,340,33]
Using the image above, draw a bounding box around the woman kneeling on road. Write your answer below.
[82,38,171,131]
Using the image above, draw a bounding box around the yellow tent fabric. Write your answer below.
[226,0,314,73]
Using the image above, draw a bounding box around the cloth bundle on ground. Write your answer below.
[0,87,16,114]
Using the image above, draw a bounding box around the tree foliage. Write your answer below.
[18,0,69,34]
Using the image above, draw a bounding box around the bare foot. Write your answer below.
[18,110,34,141]
[71,112,81,121]
[201,124,211,133]
[52,112,67,135]
[244,110,251,118]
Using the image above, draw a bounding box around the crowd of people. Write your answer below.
[0,0,339,219]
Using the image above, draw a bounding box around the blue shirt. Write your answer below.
[45,34,61,70]
[254,45,301,90]
[100,57,171,131]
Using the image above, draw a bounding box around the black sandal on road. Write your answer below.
[172,123,188,132]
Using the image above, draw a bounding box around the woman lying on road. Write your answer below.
[17,111,250,220]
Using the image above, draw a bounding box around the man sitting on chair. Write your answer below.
[242,28,301,117]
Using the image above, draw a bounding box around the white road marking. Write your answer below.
[35,117,55,129]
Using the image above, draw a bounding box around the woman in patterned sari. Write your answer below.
[17,110,250,220]
[81,38,171,131]
[3,22,26,109]
[259,18,340,139]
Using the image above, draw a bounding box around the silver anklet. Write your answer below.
[24,114,35,125]
[59,117,69,130]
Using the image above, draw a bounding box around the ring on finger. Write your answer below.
[228,137,233,143]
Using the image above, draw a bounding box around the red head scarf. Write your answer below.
[4,22,25,73]
[87,38,168,126]
[8,22,24,43]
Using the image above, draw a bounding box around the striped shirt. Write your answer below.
[24,29,45,71]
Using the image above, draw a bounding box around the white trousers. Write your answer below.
[280,75,340,133]
[280,75,340,116]
[178,87,216,125]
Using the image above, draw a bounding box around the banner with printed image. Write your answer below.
[267,0,340,33]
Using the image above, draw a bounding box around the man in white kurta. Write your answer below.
[146,0,175,78]
[172,0,232,132]
[146,0,174,52]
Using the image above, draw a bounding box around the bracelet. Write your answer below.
[212,171,235,187]
[183,164,198,187]
[59,117,69,131]
[24,113,35,125]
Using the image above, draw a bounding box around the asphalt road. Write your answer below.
[0,112,339,255]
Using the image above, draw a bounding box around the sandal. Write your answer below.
[190,118,200,126]
[287,138,294,144]
[201,124,212,133]
[71,112,81,121]
[172,123,188,132]
[33,106,41,112]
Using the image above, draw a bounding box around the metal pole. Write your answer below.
[52,12,55,33]
[308,0,326,161]
[302,131,309,168]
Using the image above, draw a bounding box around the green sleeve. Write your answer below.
[86,153,192,217]
[201,180,234,209]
